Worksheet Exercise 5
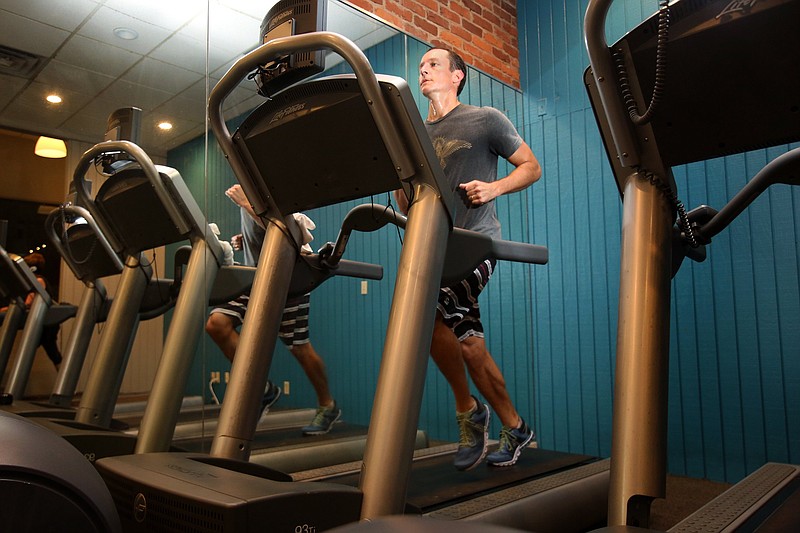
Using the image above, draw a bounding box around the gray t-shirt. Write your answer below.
[425,104,523,240]
[241,208,265,267]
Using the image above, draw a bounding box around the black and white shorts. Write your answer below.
[437,259,496,341]
[209,292,311,347]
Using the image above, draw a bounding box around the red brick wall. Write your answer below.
[346,0,520,89]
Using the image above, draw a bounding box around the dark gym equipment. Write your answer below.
[584,0,800,529]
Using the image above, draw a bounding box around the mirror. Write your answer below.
[0,0,400,430]
[0,0,399,159]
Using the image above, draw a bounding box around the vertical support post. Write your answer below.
[50,282,105,406]
[75,254,150,427]
[210,221,296,461]
[607,173,673,527]
[0,302,25,377]
[135,241,220,453]
[359,184,449,519]
[5,294,50,399]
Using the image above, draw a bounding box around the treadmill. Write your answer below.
[11,137,235,463]
[1,205,147,419]
[583,0,800,530]
[94,31,602,532]
[0,245,77,397]
[0,249,29,374]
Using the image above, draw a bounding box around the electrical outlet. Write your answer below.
[224,371,230,383]
[361,280,368,295]
[283,381,290,395]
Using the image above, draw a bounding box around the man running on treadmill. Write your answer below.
[397,47,542,470]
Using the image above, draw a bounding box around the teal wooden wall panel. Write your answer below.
[518,0,800,483]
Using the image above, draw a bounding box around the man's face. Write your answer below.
[419,49,461,98]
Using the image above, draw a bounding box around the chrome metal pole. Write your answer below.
[5,294,50,398]
[74,254,150,427]
[50,282,105,406]
[135,240,220,453]
[210,221,297,460]
[608,172,672,526]
[359,184,449,519]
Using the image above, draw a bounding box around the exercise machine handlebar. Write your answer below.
[45,205,125,282]
[209,32,414,220]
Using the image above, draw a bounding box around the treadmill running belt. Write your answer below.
[331,447,597,512]
[407,448,597,511]
[175,421,368,453]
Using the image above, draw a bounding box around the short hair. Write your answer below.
[23,252,45,272]
[430,47,467,95]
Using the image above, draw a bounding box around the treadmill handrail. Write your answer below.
[331,259,383,281]
[72,140,194,243]
[329,203,549,285]
[1,246,37,299]
[584,0,640,168]
[697,147,800,242]
[208,31,415,219]
[45,205,125,282]
[0,247,51,305]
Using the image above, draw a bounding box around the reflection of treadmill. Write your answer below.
[95,32,603,532]
[584,0,800,530]
[0,249,30,373]
[83,139,383,455]
[69,140,232,453]
[2,207,133,419]
[0,245,77,397]
[0,209,119,415]
[8,139,234,464]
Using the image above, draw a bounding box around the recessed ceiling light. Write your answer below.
[157,122,173,131]
[113,27,139,40]
[46,94,62,104]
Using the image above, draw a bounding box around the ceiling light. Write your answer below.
[113,27,139,40]
[34,136,67,158]
[157,122,173,131]
[46,94,62,104]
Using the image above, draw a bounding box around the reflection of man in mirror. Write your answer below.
[396,47,542,471]
[205,185,341,436]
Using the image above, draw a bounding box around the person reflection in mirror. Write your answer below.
[205,185,341,436]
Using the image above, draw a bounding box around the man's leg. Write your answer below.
[460,336,536,467]
[431,313,490,470]
[288,341,333,408]
[281,295,340,435]
[205,311,238,363]
[206,307,280,413]
[460,336,519,428]
[430,314,475,413]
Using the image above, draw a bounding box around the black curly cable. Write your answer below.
[616,0,670,125]
[637,165,698,248]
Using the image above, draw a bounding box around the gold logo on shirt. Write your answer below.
[432,137,471,169]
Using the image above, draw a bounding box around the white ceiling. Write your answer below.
[0,0,398,158]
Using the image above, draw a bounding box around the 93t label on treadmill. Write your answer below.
[294,525,316,533]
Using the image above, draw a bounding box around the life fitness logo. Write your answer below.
[270,103,307,124]
[268,9,293,32]
[134,493,147,523]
